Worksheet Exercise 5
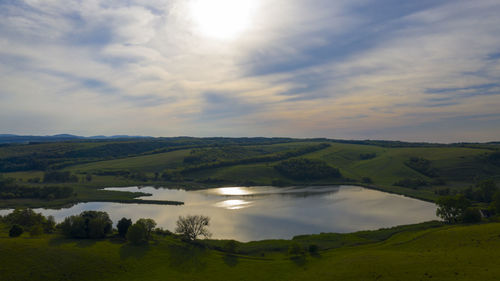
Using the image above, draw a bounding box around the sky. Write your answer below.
[1,0,499,142]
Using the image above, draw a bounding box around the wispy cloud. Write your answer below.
[0,0,499,141]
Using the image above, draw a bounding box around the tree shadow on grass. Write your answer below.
[223,254,239,267]
[119,243,150,260]
[108,236,127,245]
[290,255,307,267]
[48,236,97,248]
[168,243,207,272]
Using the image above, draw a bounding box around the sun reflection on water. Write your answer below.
[215,199,252,210]
[216,187,252,196]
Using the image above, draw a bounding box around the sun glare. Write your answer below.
[216,187,252,196]
[188,0,258,40]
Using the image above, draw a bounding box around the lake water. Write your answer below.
[0,185,438,241]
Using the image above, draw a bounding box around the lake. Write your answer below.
[1,185,438,241]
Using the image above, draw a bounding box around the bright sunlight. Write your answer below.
[188,0,258,40]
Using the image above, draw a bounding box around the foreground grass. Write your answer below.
[1,222,500,280]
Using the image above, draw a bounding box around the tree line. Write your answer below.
[436,179,499,224]
[0,208,211,245]
[0,175,74,200]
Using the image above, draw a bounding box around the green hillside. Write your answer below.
[1,138,499,206]
[1,222,499,280]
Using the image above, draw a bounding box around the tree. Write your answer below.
[136,218,156,239]
[477,179,497,203]
[9,225,23,237]
[59,211,112,239]
[5,208,45,229]
[175,215,211,241]
[44,215,56,233]
[117,217,132,237]
[288,242,304,256]
[491,190,500,214]
[126,223,147,245]
[462,208,482,223]
[29,224,44,237]
[223,240,238,254]
[436,194,471,223]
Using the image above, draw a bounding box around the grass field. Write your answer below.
[1,139,499,206]
[1,222,499,280]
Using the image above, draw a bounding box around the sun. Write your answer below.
[188,0,258,40]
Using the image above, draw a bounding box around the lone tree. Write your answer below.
[436,194,471,223]
[175,215,211,241]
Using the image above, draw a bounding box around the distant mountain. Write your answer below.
[0,134,151,144]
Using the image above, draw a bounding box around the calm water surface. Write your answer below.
[1,185,438,241]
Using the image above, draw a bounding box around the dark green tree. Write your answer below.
[436,194,471,223]
[59,211,112,238]
[477,179,497,203]
[288,242,305,256]
[462,208,482,223]
[126,223,147,245]
[136,218,156,240]
[29,224,44,237]
[9,225,23,237]
[117,217,133,237]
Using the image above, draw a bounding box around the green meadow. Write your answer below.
[1,221,500,281]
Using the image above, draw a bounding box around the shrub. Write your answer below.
[288,242,304,256]
[394,178,428,189]
[29,224,44,237]
[308,244,319,254]
[9,225,23,237]
[223,240,238,254]
[362,177,373,184]
[275,158,341,180]
[126,223,147,245]
[463,208,482,223]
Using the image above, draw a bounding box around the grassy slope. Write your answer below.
[67,149,192,173]
[181,143,499,200]
[2,141,499,205]
[1,222,499,280]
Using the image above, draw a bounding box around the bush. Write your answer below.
[223,240,238,254]
[43,171,78,183]
[9,225,23,237]
[126,223,148,245]
[359,153,376,160]
[362,177,373,184]
[463,208,482,223]
[288,242,304,256]
[394,178,428,189]
[308,244,319,254]
[29,224,44,237]
[44,216,56,233]
[275,158,341,180]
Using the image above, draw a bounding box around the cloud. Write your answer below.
[0,0,499,141]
